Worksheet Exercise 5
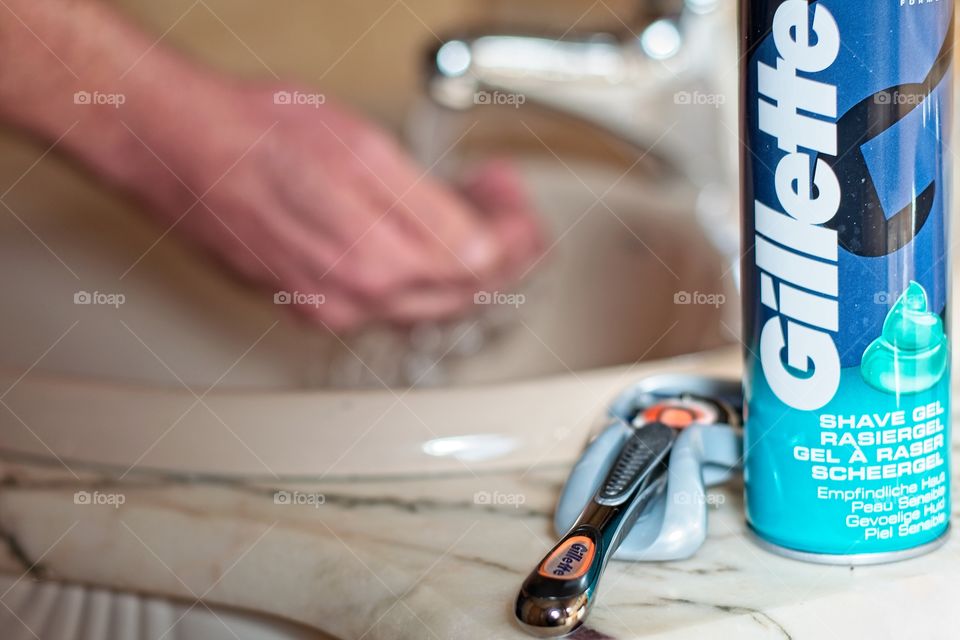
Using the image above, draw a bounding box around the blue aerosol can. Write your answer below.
[740,0,952,562]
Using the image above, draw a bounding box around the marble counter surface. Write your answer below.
[1,348,959,639]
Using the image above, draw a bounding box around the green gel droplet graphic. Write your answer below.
[860,281,948,394]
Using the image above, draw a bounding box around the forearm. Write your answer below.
[0,0,241,203]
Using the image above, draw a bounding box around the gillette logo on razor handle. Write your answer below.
[754,0,841,411]
[538,536,595,579]
[553,544,586,576]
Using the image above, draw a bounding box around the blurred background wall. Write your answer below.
[107,0,638,128]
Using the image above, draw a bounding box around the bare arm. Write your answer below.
[0,0,230,196]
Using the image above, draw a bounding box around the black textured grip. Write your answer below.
[598,422,675,503]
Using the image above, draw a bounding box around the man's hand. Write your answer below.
[122,83,544,331]
[0,0,544,332]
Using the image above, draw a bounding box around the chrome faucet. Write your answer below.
[424,0,736,190]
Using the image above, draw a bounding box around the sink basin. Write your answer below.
[0,106,736,478]
[0,126,733,391]
[0,575,331,640]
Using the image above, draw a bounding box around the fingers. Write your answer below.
[347,132,505,283]
[459,159,546,280]
[275,159,545,329]
[257,178,477,329]
[364,160,547,324]
[383,173,501,280]
[243,102,547,332]
[376,286,476,325]
[317,210,481,325]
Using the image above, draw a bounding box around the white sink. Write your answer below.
[0,134,733,391]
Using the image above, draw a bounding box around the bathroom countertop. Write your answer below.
[2,347,959,639]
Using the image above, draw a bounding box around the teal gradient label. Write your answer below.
[745,362,950,554]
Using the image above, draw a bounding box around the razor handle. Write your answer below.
[515,422,675,636]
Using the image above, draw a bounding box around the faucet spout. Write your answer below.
[424,0,735,188]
